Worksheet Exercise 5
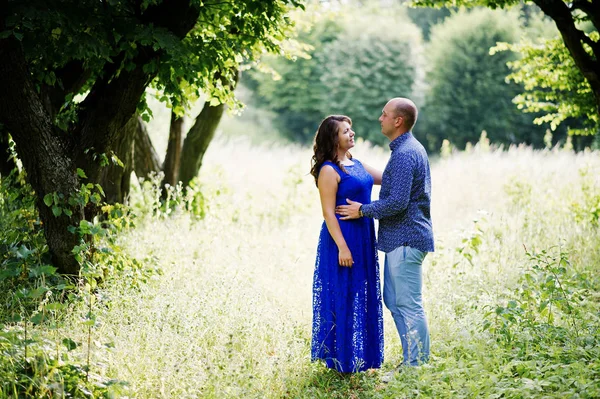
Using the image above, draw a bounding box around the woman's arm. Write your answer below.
[318,165,353,267]
[362,162,382,185]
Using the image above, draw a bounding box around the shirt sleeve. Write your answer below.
[361,151,414,219]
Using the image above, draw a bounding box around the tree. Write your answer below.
[420,8,549,149]
[413,0,600,130]
[493,35,599,138]
[0,0,303,274]
[404,4,452,40]
[99,69,239,206]
[252,6,424,145]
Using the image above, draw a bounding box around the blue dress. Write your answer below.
[311,159,384,373]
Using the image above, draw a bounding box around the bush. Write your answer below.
[420,8,549,151]
[0,170,155,397]
[252,7,424,145]
[483,247,600,398]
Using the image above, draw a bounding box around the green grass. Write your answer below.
[3,138,600,398]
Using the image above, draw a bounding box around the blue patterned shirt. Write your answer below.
[361,132,434,253]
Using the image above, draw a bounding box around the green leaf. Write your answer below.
[40,265,57,275]
[29,286,49,299]
[95,184,105,197]
[29,264,57,278]
[43,193,54,207]
[111,154,124,167]
[45,303,66,311]
[62,338,79,351]
[77,168,88,178]
[16,245,33,259]
[79,219,93,234]
[30,312,45,325]
[52,205,62,217]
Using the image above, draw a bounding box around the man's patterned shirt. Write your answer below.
[361,132,435,253]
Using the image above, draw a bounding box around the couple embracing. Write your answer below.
[310,97,434,381]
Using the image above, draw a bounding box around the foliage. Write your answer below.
[0,170,158,397]
[420,8,549,150]
[492,35,599,135]
[251,6,423,145]
[404,4,452,40]
[0,0,306,275]
[411,0,600,141]
[131,170,227,220]
[482,247,600,397]
[570,166,600,227]
[5,0,304,112]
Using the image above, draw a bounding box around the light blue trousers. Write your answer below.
[383,246,430,366]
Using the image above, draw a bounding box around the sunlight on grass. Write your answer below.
[57,139,599,398]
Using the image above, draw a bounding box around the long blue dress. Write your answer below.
[311,159,384,373]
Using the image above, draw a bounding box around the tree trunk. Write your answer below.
[97,116,137,205]
[178,69,239,187]
[178,101,226,188]
[97,115,162,205]
[133,116,161,180]
[0,36,82,275]
[161,111,184,190]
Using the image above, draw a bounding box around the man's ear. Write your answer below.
[395,116,404,128]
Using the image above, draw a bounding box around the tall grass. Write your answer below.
[8,138,600,398]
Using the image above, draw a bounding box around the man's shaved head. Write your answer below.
[389,97,418,132]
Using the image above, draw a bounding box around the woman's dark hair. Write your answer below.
[310,115,353,186]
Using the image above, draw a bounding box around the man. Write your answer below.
[336,97,434,380]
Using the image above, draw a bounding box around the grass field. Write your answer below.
[40,134,597,398]
[2,128,599,398]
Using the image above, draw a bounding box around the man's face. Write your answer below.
[379,102,399,138]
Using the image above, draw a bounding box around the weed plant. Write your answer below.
[0,170,158,398]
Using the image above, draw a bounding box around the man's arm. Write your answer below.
[361,153,414,219]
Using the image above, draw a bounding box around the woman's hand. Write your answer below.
[338,247,353,267]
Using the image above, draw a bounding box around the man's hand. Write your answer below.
[336,198,362,220]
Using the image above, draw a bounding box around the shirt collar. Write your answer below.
[389,132,413,151]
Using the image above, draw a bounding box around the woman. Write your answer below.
[310,115,384,373]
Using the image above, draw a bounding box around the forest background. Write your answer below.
[224,0,599,151]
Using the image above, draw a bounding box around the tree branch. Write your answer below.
[571,0,600,31]
[534,0,600,113]
[73,47,157,181]
[73,0,201,181]
[40,60,92,119]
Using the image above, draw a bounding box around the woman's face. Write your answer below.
[336,121,355,152]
